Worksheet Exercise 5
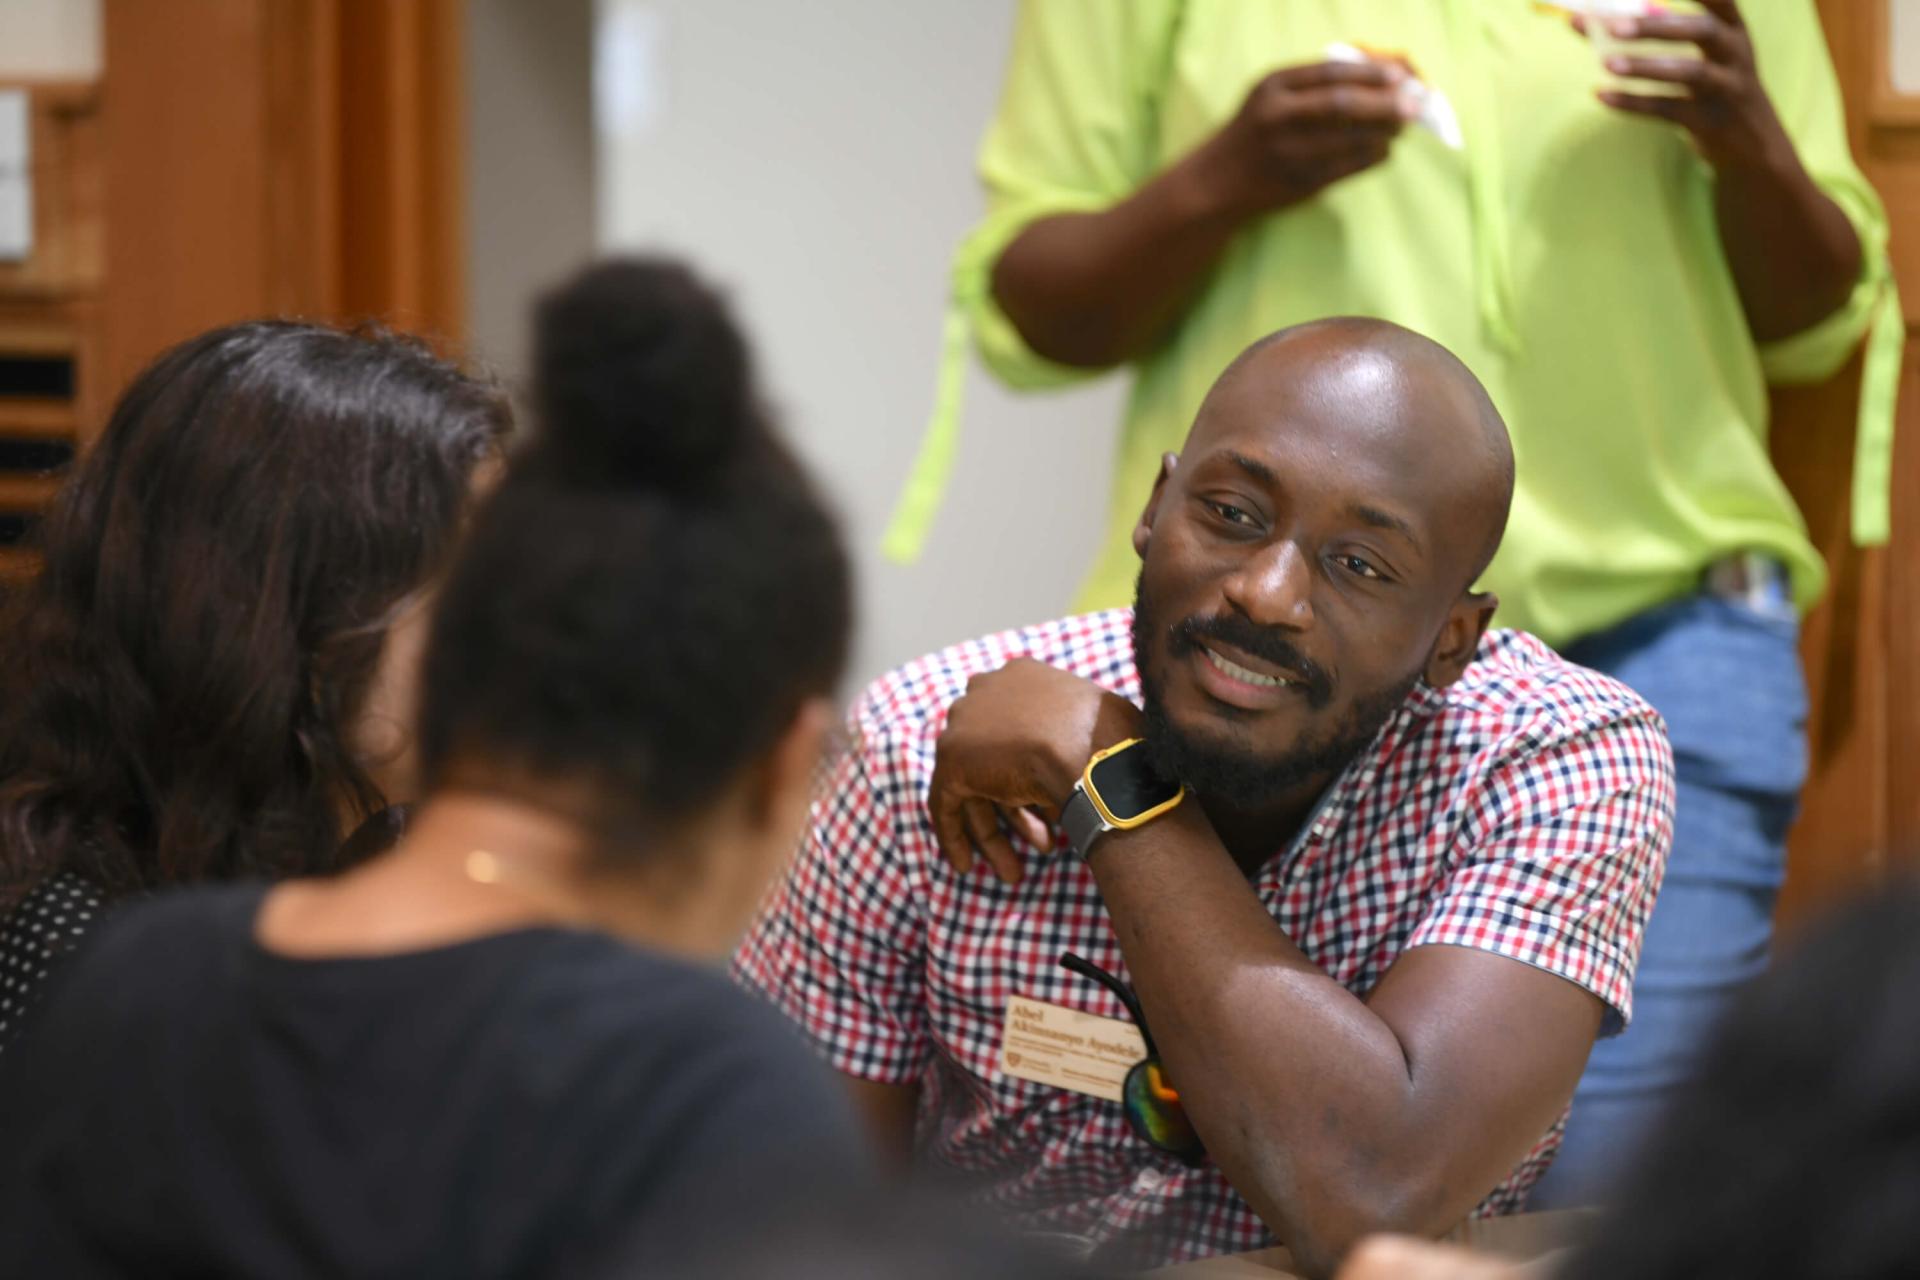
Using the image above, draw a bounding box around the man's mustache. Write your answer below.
[1167,613,1334,710]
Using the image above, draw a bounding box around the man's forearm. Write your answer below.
[1715,144,1861,343]
[1087,805,1458,1274]
[989,141,1251,369]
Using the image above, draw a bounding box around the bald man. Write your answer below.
[735,322,1673,1274]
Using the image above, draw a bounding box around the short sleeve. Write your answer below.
[960,0,1184,390]
[1748,2,1893,386]
[732,733,929,1084]
[1406,714,1675,1037]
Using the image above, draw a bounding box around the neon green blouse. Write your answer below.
[887,0,1899,649]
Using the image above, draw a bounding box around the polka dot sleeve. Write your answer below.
[0,873,104,1054]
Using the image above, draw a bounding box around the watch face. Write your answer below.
[1088,746,1182,822]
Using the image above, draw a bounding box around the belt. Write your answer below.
[1702,551,1790,613]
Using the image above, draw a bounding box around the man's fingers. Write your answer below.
[928,772,977,875]
[1597,89,1706,129]
[1300,141,1394,191]
[1611,13,1738,63]
[962,800,1024,885]
[1695,0,1746,30]
[1606,56,1739,99]
[931,780,1054,875]
[1267,84,1412,129]
[1269,59,1405,91]
[1011,807,1054,852]
[1337,1235,1529,1280]
[1262,126,1402,166]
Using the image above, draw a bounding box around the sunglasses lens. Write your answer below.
[1124,1059,1203,1158]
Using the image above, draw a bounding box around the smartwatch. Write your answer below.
[1061,738,1185,862]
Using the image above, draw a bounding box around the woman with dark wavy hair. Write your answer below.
[0,320,508,1049]
[0,259,874,1277]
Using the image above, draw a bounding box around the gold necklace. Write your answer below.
[462,848,594,928]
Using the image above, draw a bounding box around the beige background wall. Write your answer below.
[0,0,99,78]
[1893,0,1920,92]
[0,0,1134,693]
[466,0,598,391]
[594,0,1128,689]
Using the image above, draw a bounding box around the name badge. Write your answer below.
[1001,994,1147,1102]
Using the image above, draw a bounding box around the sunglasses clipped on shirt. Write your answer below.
[1059,951,1206,1165]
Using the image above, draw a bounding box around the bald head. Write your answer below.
[1195,317,1514,589]
[1131,322,1518,805]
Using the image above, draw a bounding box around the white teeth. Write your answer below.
[1203,646,1291,689]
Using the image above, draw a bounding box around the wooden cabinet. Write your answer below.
[1775,3,1920,927]
[0,81,102,578]
[0,4,467,577]
[98,0,465,401]
[0,0,473,584]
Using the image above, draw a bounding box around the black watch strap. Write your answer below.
[1061,788,1108,862]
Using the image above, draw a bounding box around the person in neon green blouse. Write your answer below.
[891,0,1898,1210]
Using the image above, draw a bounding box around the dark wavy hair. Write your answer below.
[1566,881,1920,1280]
[419,258,851,844]
[0,321,509,906]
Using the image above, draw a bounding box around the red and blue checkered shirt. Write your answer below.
[734,609,1672,1264]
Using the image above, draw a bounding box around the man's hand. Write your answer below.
[992,59,1414,367]
[1582,0,1862,340]
[927,659,1143,884]
[1587,1,1788,173]
[1336,1237,1534,1280]
[1188,61,1417,220]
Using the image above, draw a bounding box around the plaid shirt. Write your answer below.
[734,609,1672,1265]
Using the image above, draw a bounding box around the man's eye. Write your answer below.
[1208,501,1256,526]
[1339,554,1382,579]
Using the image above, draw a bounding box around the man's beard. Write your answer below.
[1130,580,1424,811]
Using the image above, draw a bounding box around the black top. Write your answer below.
[0,884,872,1278]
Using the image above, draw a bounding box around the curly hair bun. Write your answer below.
[531,258,756,492]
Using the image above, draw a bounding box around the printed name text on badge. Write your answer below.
[1001,995,1147,1102]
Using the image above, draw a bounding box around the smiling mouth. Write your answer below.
[1198,643,1298,690]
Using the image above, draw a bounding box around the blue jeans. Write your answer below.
[1525,586,1807,1208]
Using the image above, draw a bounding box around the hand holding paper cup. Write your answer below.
[1547,1,1791,173]
[1127,59,1419,227]
[1537,1,1688,96]
[1324,43,1462,150]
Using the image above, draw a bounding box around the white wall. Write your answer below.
[0,0,99,79]
[466,0,598,385]
[1895,0,1920,94]
[595,0,1127,689]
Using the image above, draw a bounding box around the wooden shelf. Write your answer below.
[0,398,74,439]
[0,546,39,581]
[0,472,62,511]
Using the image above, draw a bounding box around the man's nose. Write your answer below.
[1221,539,1314,632]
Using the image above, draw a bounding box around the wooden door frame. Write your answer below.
[99,0,466,417]
[1774,1,1920,925]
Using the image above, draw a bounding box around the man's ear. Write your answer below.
[1132,452,1180,560]
[745,697,833,830]
[1426,591,1497,688]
